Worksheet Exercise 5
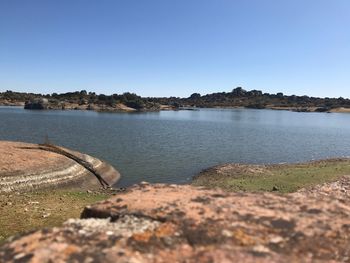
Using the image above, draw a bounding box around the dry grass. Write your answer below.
[192,158,350,193]
[0,189,110,243]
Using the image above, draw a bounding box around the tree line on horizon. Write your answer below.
[1,88,350,111]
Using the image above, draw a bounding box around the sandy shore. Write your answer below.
[267,106,350,113]
[329,107,350,113]
[0,141,120,193]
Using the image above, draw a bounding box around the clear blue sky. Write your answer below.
[0,0,349,98]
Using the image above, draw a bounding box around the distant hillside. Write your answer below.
[1,88,350,112]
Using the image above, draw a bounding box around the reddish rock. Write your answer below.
[1,177,350,262]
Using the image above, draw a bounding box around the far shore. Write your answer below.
[213,105,350,113]
[1,101,350,114]
[267,106,350,113]
[329,107,350,113]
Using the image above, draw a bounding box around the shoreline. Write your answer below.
[212,105,350,113]
[192,158,350,192]
[0,140,121,242]
[0,141,120,193]
[1,102,350,114]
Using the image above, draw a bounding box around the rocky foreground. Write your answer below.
[1,177,350,262]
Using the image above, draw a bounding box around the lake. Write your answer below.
[1,106,350,187]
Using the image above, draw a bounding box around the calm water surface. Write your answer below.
[1,106,350,187]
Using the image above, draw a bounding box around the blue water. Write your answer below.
[1,106,350,187]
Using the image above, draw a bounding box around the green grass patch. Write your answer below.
[192,159,350,193]
[0,189,109,244]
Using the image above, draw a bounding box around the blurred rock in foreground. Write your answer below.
[1,177,350,262]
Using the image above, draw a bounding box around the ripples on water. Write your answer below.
[0,106,349,187]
